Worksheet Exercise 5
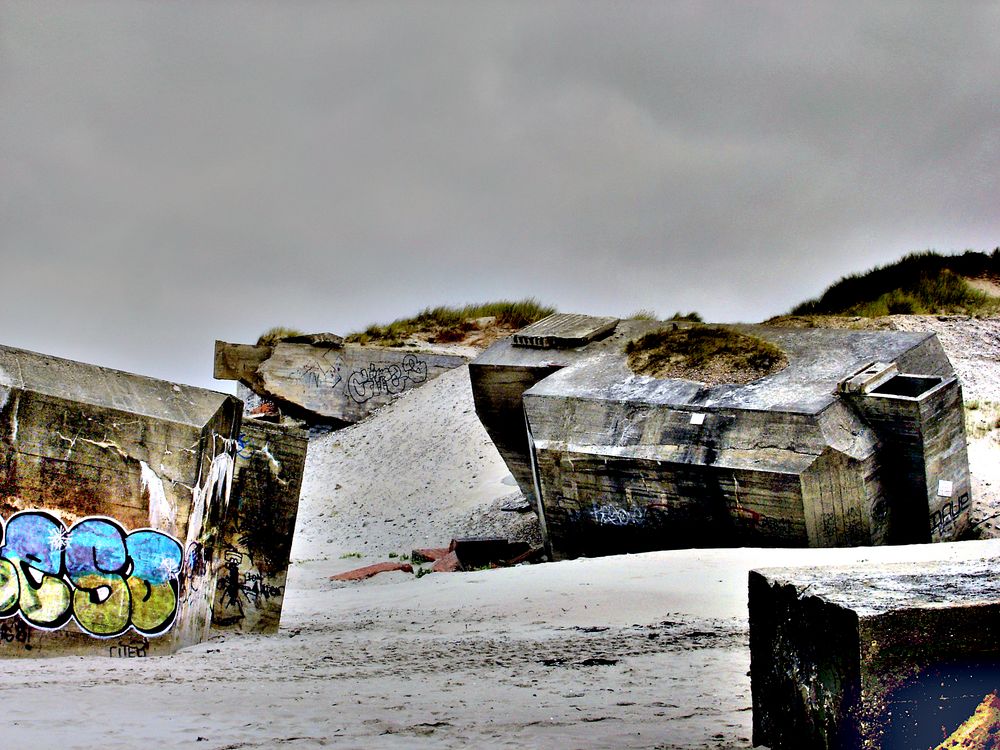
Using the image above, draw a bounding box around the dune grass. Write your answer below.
[257,326,305,346]
[625,310,704,322]
[346,298,556,346]
[791,249,1000,317]
[625,325,787,385]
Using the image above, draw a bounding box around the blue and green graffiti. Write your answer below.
[0,511,182,638]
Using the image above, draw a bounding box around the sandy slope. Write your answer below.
[292,365,540,573]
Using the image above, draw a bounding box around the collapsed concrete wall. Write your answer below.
[471,315,971,559]
[0,343,305,656]
[215,337,469,424]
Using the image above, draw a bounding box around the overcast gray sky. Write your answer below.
[2,1,998,391]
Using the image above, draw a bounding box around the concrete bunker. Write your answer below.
[0,343,305,657]
[470,314,972,559]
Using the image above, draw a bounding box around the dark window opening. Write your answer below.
[871,374,942,398]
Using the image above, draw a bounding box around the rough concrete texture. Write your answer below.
[0,343,241,657]
[215,338,469,424]
[512,313,619,349]
[211,418,307,634]
[749,557,1000,749]
[472,319,971,558]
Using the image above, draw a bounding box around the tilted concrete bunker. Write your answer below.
[214,336,469,425]
[0,343,305,657]
[470,314,971,559]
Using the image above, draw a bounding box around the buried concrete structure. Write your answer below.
[214,336,469,425]
[470,314,972,559]
[0,343,305,657]
[749,558,1000,749]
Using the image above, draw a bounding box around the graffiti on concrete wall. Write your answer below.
[569,502,648,527]
[0,511,182,638]
[214,549,284,628]
[346,355,428,404]
[930,493,970,537]
[292,358,342,391]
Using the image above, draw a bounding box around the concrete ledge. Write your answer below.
[749,557,1000,749]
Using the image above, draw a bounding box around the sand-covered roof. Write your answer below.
[520,324,946,415]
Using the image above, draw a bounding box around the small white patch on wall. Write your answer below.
[141,460,176,536]
[937,480,954,498]
[0,365,11,411]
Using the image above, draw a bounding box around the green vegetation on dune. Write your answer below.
[346,298,556,346]
[791,249,1000,317]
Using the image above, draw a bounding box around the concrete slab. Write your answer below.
[512,313,619,349]
[215,340,468,424]
[750,557,1000,749]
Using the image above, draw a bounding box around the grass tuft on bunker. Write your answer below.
[346,298,556,346]
[257,326,305,346]
[625,325,788,385]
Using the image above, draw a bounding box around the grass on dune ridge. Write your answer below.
[791,249,1000,317]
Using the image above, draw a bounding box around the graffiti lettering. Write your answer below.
[109,635,149,658]
[0,511,182,638]
[236,433,253,460]
[346,355,428,404]
[294,360,342,390]
[0,618,32,649]
[570,503,648,527]
[930,493,970,537]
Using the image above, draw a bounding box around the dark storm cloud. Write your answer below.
[1,1,997,388]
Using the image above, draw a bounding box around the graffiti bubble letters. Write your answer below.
[346,355,428,404]
[0,511,182,638]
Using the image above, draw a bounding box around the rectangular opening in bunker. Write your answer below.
[870,374,943,399]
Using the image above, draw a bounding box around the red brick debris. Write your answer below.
[330,562,413,581]
[411,547,451,564]
[430,551,462,573]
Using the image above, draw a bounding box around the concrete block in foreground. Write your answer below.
[749,558,1000,749]
[0,343,241,657]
